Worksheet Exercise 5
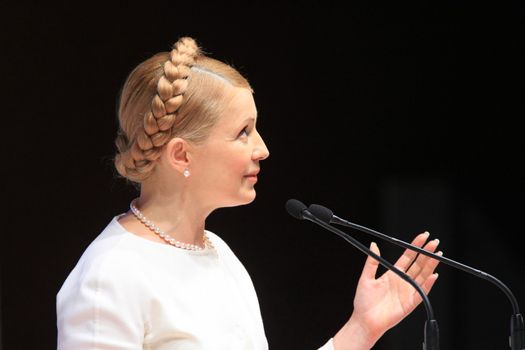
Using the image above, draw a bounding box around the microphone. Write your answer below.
[285,199,440,350]
[309,203,525,350]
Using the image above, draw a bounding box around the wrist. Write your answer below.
[333,315,382,350]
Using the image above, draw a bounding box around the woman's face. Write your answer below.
[190,87,270,208]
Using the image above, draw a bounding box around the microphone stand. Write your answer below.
[289,202,440,350]
[313,205,524,350]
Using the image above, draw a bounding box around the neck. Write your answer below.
[134,181,212,246]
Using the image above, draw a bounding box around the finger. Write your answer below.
[393,231,430,272]
[360,242,381,281]
[406,238,440,280]
[413,251,442,286]
[420,273,439,295]
[411,273,439,305]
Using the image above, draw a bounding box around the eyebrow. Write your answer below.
[240,116,257,127]
[245,111,258,122]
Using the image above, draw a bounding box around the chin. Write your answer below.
[221,190,257,208]
[242,188,257,203]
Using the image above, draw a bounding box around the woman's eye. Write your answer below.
[238,127,249,138]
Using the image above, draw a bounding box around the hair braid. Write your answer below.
[115,37,200,182]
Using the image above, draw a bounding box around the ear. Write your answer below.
[163,137,190,175]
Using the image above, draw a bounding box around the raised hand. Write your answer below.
[333,232,441,350]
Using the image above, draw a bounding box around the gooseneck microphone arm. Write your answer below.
[309,203,524,350]
[286,199,439,350]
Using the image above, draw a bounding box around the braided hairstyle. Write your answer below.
[114,37,252,183]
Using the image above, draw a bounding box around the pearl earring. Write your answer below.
[183,168,190,178]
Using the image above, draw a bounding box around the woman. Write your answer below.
[56,37,441,350]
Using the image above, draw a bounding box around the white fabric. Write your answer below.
[57,215,334,350]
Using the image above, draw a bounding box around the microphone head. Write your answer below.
[285,199,308,220]
[308,204,333,223]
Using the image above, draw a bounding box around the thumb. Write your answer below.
[360,242,381,280]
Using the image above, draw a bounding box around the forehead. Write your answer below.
[216,87,257,126]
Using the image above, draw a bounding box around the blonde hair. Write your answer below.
[114,37,252,183]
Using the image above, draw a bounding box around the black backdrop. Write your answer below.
[3,1,524,349]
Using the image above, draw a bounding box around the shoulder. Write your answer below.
[81,217,150,269]
[56,217,150,347]
[58,217,152,300]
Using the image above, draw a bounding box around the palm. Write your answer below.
[352,234,441,339]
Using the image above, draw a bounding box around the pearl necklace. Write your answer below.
[129,199,212,251]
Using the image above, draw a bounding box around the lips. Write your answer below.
[244,170,259,183]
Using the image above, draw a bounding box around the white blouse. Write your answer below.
[57,216,334,350]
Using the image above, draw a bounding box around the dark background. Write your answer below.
[2,1,524,349]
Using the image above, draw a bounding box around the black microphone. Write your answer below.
[309,203,525,350]
[285,199,440,350]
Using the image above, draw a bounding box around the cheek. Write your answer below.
[207,148,247,178]
[223,150,252,180]
[223,155,249,178]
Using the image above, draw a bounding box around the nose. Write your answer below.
[252,129,270,161]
